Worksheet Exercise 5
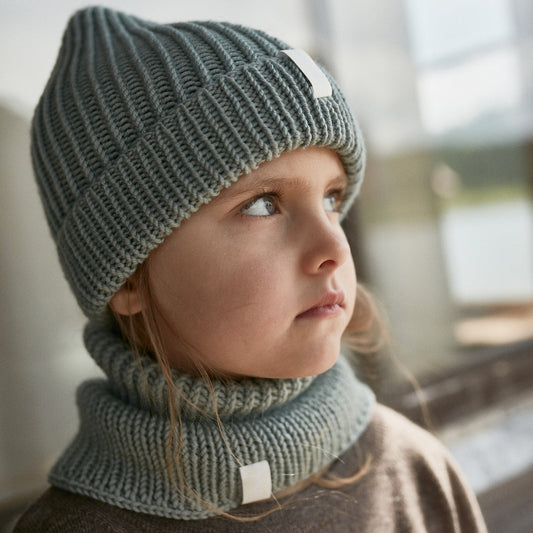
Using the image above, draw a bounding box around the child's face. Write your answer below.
[148,147,357,378]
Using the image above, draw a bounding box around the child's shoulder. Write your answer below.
[343,402,488,532]
[13,487,186,533]
[368,403,449,455]
[13,487,121,533]
[361,403,468,486]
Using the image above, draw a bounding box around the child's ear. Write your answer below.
[109,279,142,316]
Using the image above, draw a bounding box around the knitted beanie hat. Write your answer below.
[32,6,366,318]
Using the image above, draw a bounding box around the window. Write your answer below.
[320,0,533,387]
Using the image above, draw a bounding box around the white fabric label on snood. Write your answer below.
[279,49,332,99]
[239,460,272,504]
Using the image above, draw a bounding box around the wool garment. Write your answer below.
[37,319,375,520]
[31,6,365,318]
[15,405,488,532]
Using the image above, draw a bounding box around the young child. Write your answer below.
[15,6,487,532]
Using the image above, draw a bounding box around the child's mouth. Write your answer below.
[296,291,345,319]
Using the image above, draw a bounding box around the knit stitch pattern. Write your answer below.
[48,320,375,520]
[31,6,366,317]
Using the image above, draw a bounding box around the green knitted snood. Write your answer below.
[49,320,375,520]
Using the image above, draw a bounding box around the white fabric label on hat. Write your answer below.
[239,460,272,504]
[279,49,332,99]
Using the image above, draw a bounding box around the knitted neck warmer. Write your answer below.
[50,320,375,520]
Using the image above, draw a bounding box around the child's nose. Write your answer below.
[299,214,351,274]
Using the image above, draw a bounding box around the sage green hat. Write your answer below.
[31,6,366,317]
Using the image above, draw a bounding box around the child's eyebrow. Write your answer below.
[219,173,349,202]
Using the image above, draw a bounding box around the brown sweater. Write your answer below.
[14,405,487,532]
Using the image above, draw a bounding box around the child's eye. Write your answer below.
[241,195,277,217]
[323,193,341,213]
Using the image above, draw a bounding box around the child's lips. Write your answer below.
[296,291,345,319]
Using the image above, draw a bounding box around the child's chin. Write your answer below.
[283,352,340,379]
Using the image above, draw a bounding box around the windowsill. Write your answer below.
[378,338,533,428]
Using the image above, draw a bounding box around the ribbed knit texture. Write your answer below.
[31,6,366,317]
[48,320,375,520]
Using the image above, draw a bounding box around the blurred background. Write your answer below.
[1,0,532,531]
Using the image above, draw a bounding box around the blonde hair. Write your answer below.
[112,261,384,519]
